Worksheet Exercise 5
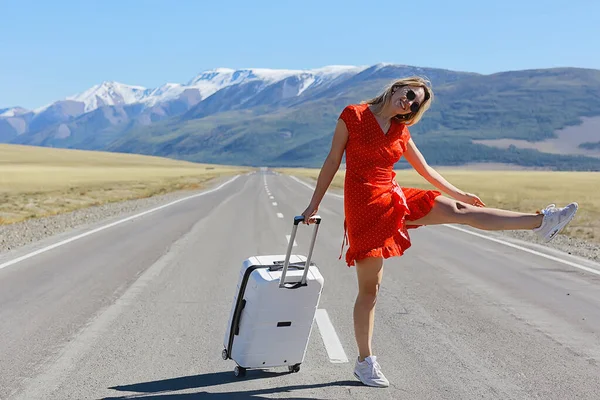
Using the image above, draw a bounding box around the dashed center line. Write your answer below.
[285,235,297,246]
[315,309,349,363]
[264,171,349,365]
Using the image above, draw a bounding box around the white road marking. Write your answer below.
[11,207,201,399]
[285,235,297,246]
[445,225,600,276]
[277,213,284,219]
[290,175,343,199]
[289,175,600,276]
[269,196,274,199]
[0,175,240,271]
[272,202,278,206]
[315,309,348,363]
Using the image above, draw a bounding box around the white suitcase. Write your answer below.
[222,215,324,377]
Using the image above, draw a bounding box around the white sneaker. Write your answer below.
[533,202,578,242]
[353,355,389,387]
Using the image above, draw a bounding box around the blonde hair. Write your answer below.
[362,76,434,126]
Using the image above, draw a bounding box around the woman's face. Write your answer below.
[390,85,426,115]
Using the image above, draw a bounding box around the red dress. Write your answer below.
[339,104,441,267]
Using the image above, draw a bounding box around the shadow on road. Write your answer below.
[103,369,363,399]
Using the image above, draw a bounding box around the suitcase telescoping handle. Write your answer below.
[279,215,321,288]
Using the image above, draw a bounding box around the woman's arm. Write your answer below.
[303,119,348,215]
[403,138,485,206]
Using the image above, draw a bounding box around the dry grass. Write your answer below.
[276,167,600,243]
[0,144,253,224]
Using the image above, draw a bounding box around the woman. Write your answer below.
[300,76,578,388]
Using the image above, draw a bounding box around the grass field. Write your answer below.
[0,144,252,224]
[276,167,600,244]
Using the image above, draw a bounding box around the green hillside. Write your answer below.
[108,67,600,170]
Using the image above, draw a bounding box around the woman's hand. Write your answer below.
[300,203,319,224]
[404,140,485,208]
[455,192,486,207]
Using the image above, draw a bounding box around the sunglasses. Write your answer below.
[392,85,429,114]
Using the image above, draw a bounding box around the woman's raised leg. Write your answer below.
[409,196,542,229]
[409,196,578,241]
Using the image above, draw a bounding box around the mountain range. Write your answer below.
[2,63,600,170]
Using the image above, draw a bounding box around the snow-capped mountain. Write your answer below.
[11,65,364,118]
[4,63,598,170]
[0,107,29,118]
[0,65,369,143]
[141,83,186,107]
[185,65,366,99]
[64,81,150,113]
[2,62,484,152]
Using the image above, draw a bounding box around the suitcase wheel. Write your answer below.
[234,366,246,377]
[288,364,301,373]
[221,349,228,360]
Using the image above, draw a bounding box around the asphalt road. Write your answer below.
[1,169,599,400]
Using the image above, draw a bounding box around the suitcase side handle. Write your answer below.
[279,215,321,288]
[269,261,305,271]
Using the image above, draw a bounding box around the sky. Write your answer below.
[1,0,599,109]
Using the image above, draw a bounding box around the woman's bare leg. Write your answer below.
[354,256,384,361]
[409,195,543,230]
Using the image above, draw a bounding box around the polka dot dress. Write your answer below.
[339,103,441,267]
